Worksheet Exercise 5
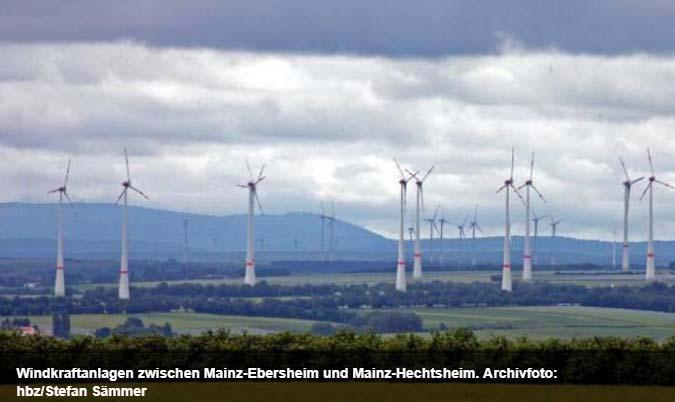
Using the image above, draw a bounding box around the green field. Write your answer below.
[23,312,318,336]
[13,305,675,340]
[406,305,675,340]
[2,382,675,402]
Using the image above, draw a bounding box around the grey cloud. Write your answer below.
[3,1,675,56]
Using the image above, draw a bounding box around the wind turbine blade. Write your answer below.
[129,185,150,200]
[47,188,61,194]
[512,184,526,206]
[531,184,547,203]
[63,191,75,210]
[404,168,419,180]
[496,184,507,193]
[473,204,478,221]
[115,188,126,205]
[619,157,630,182]
[516,183,527,190]
[432,205,440,220]
[510,147,515,180]
[254,190,264,215]
[647,148,655,177]
[64,158,71,188]
[631,177,645,185]
[655,179,675,189]
[462,215,469,226]
[124,148,130,181]
[236,184,248,188]
[245,159,254,181]
[639,183,651,201]
[394,158,405,179]
[420,165,434,182]
[476,224,484,234]
[255,176,266,185]
[420,185,425,213]
[529,152,534,180]
[257,163,266,181]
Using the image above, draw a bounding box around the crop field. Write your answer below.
[22,312,318,336]
[12,306,675,340]
[2,382,675,402]
[402,306,675,340]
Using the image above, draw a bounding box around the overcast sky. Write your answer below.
[2,1,675,240]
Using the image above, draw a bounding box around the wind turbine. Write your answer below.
[517,152,547,282]
[181,216,189,278]
[406,166,434,278]
[115,148,149,300]
[237,160,265,286]
[394,159,416,292]
[47,159,74,297]
[318,202,327,260]
[549,215,563,265]
[532,211,546,265]
[327,201,337,262]
[438,208,449,266]
[612,228,617,269]
[468,204,483,267]
[618,157,644,272]
[407,226,415,247]
[455,215,469,267]
[639,148,674,281]
[424,206,440,264]
[496,147,524,292]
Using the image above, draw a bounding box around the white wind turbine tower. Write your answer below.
[115,148,149,300]
[496,148,523,292]
[549,215,563,265]
[468,204,483,267]
[424,206,440,264]
[639,148,674,281]
[455,215,468,266]
[517,152,547,282]
[394,159,416,292]
[48,159,74,298]
[618,157,644,272]
[407,166,434,278]
[238,160,266,286]
[437,208,448,266]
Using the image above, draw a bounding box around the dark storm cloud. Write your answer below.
[2,0,675,56]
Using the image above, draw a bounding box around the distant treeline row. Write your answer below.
[2,282,675,325]
[2,329,675,385]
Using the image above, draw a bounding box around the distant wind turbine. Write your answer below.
[115,148,149,300]
[318,201,327,260]
[237,160,266,286]
[517,152,547,282]
[394,159,416,292]
[455,215,469,267]
[496,147,524,292]
[47,159,74,298]
[407,166,434,278]
[532,211,546,266]
[424,205,441,264]
[468,204,483,267]
[549,215,563,265]
[437,208,449,266]
[618,157,644,272]
[639,148,674,281]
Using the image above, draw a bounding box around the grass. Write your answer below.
[20,312,318,336]
[11,306,675,340]
[401,305,675,340]
[2,382,675,402]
